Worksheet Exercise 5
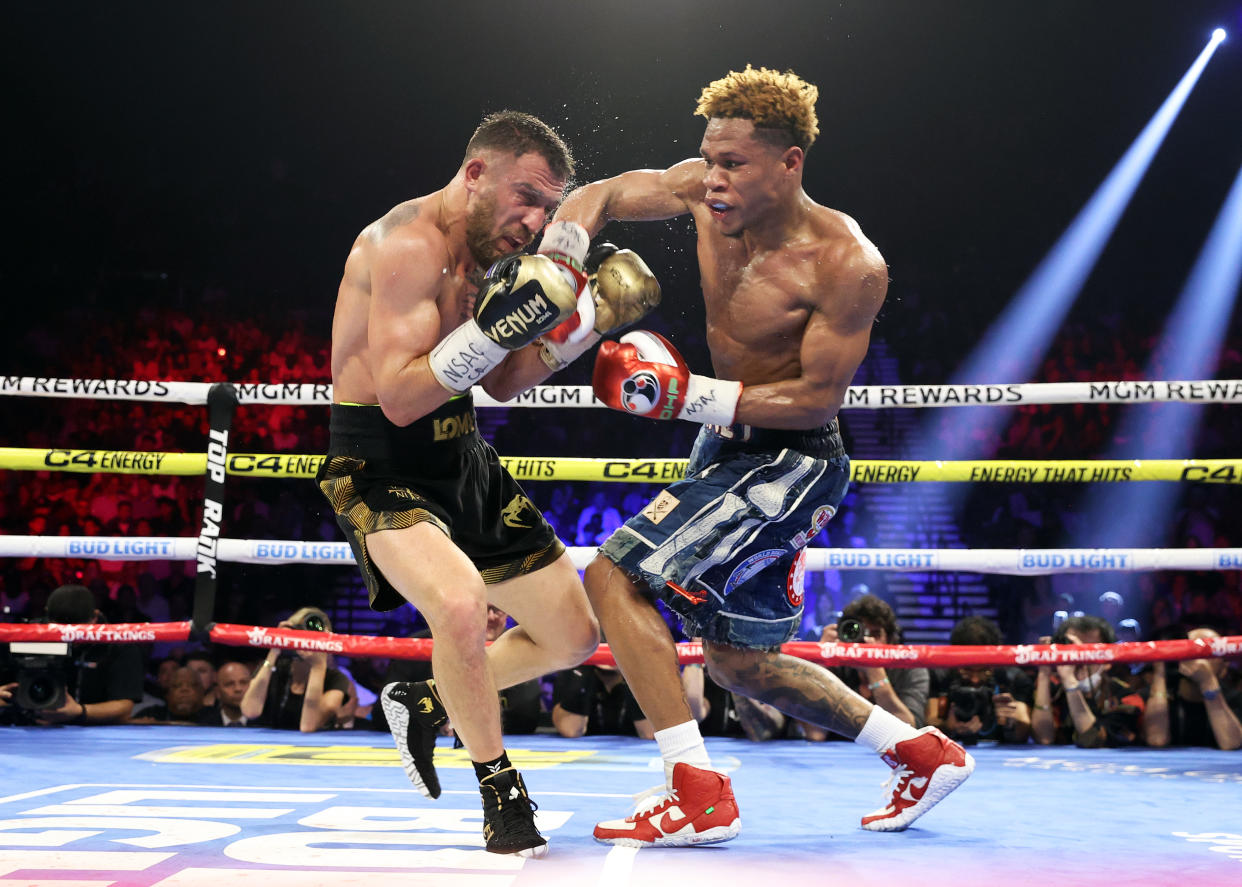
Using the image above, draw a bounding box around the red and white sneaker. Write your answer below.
[593,763,741,847]
[860,726,974,832]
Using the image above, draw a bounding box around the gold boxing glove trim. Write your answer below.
[589,250,662,335]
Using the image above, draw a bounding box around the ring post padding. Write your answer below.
[191,383,238,640]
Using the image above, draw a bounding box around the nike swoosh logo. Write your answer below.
[900,776,930,803]
[659,809,692,833]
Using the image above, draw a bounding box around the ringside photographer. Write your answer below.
[240,607,352,732]
[0,584,145,726]
[1031,615,1145,748]
[925,616,1033,745]
[1143,625,1242,750]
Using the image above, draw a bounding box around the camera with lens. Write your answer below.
[4,640,75,712]
[945,669,1011,742]
[948,684,994,724]
[295,613,327,633]
[838,617,866,642]
[277,611,329,659]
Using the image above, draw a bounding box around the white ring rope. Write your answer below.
[1,535,1238,575]
[3,379,1237,581]
[2,377,1240,407]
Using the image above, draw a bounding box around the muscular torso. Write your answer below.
[331,196,478,404]
[693,218,817,384]
[686,200,883,419]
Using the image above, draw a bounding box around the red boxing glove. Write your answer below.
[592,330,742,425]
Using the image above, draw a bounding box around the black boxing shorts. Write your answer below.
[316,396,564,612]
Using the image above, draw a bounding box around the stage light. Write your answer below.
[1211,28,1226,43]
[1074,155,1242,549]
[923,30,1229,463]
[895,33,1229,564]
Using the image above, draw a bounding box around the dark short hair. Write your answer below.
[841,594,900,643]
[46,584,96,624]
[465,110,574,181]
[950,616,1003,646]
[1053,615,1116,645]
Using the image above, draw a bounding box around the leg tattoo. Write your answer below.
[714,649,870,739]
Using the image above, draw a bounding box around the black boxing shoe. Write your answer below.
[381,680,447,799]
[480,767,548,858]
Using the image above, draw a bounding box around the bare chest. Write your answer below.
[699,246,812,358]
[437,271,481,338]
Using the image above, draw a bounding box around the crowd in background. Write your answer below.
[3,586,1237,751]
[1,296,1239,746]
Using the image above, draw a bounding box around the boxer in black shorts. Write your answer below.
[319,112,594,858]
[321,111,660,857]
[318,396,564,612]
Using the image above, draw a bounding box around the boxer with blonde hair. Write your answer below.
[552,66,974,846]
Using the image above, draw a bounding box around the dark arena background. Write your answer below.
[2,3,1241,886]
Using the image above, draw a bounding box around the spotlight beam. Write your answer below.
[1075,154,1242,548]
[897,33,1230,579]
[953,32,1226,391]
[914,33,1228,468]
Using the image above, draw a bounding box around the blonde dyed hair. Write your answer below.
[695,65,819,151]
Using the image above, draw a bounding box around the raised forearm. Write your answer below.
[299,663,332,733]
[554,181,618,238]
[1032,670,1056,744]
[555,166,693,236]
[1064,685,1104,747]
[241,653,278,719]
[1000,702,1032,744]
[683,664,709,723]
[867,671,918,727]
[1201,682,1242,750]
[376,358,458,426]
[479,341,581,402]
[1144,669,1170,747]
[735,378,844,430]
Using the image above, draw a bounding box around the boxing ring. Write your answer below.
[2,376,1241,886]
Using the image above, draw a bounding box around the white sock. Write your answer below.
[854,705,920,755]
[654,720,711,787]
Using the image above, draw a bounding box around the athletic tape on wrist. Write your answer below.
[539,222,594,345]
[679,375,742,426]
[539,330,601,371]
[538,221,590,266]
[428,321,509,392]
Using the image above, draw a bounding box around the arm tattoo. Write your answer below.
[365,200,422,244]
